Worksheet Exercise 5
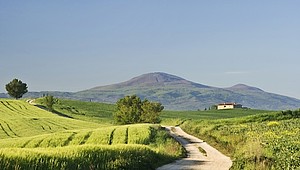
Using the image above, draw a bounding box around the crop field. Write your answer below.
[0,99,103,138]
[0,99,183,169]
[37,98,116,124]
[1,98,298,169]
[39,98,273,126]
[0,124,154,148]
[0,145,169,170]
[181,110,300,169]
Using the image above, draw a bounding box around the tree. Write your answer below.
[114,95,164,124]
[43,95,56,112]
[210,104,218,110]
[140,100,164,123]
[114,95,142,124]
[5,79,28,99]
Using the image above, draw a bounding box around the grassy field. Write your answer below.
[36,98,273,125]
[0,99,102,138]
[1,98,299,169]
[36,98,116,124]
[0,99,184,169]
[160,109,273,126]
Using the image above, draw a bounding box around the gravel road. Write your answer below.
[156,126,232,170]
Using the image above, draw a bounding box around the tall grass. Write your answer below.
[0,145,171,170]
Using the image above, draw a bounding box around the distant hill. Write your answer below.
[74,72,300,110]
[2,72,300,110]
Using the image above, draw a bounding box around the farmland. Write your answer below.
[0,99,183,169]
[0,98,299,169]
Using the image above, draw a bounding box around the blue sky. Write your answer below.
[1,1,300,99]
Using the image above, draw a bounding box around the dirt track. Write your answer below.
[156,126,232,170]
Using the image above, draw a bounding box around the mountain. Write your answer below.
[90,72,210,90]
[73,72,300,110]
[3,72,300,110]
[226,84,264,92]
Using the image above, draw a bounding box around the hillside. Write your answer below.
[0,99,102,138]
[0,99,184,169]
[74,72,300,110]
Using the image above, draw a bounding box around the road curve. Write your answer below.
[157,126,232,170]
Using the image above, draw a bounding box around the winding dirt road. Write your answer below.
[157,126,232,170]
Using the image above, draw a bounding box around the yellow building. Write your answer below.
[217,103,242,110]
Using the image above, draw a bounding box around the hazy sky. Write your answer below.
[1,1,300,99]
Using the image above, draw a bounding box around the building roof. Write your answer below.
[218,103,241,106]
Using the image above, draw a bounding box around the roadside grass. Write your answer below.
[181,110,300,170]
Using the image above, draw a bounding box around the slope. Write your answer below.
[0,99,101,139]
[0,99,184,169]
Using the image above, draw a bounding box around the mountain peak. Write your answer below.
[227,84,263,92]
[119,72,196,87]
[90,72,210,90]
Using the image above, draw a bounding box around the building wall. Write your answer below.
[217,104,235,110]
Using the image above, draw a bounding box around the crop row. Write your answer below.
[0,100,102,138]
[0,124,153,148]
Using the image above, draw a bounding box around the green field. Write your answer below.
[0,99,183,169]
[36,98,116,124]
[0,99,102,138]
[160,109,273,126]
[0,98,299,169]
[35,98,300,169]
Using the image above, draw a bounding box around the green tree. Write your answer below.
[114,95,142,124]
[5,79,28,99]
[140,100,164,123]
[210,104,218,110]
[114,95,164,124]
[43,95,56,112]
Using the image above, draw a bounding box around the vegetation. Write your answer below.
[35,98,116,124]
[0,99,102,138]
[0,99,183,169]
[0,145,171,170]
[5,79,28,99]
[114,95,164,124]
[1,97,299,169]
[160,109,273,126]
[181,110,300,169]
[43,95,57,112]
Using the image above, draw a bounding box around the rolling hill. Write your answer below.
[3,72,300,110]
[0,99,101,138]
[0,99,183,169]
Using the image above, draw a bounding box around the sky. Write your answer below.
[1,1,300,99]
